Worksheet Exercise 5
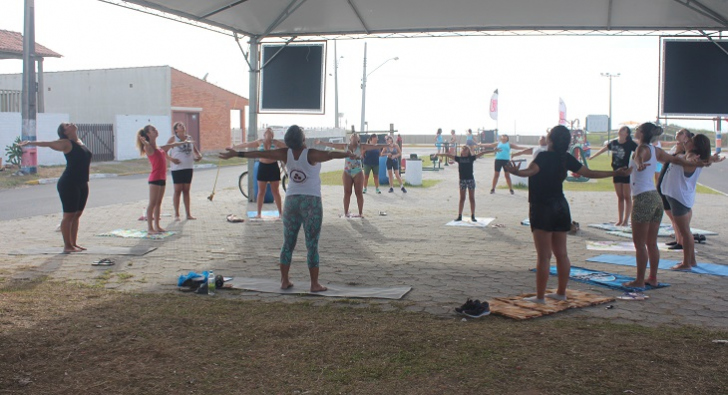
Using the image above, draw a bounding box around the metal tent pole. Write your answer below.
[247,36,259,202]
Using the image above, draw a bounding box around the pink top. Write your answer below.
[148,148,167,182]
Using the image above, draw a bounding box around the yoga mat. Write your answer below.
[227,277,411,299]
[587,254,728,276]
[8,246,157,256]
[590,223,717,237]
[97,229,176,240]
[247,210,279,218]
[445,217,495,227]
[586,240,679,253]
[489,289,614,320]
[532,266,669,291]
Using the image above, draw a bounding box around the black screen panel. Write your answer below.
[259,43,325,113]
[662,40,728,117]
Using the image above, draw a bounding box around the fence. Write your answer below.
[77,123,115,162]
[0,90,21,113]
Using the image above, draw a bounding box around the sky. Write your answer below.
[0,0,718,136]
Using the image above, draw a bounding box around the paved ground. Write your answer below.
[2,155,727,328]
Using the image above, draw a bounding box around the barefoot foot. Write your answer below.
[155,227,166,233]
[622,280,645,288]
[186,215,197,220]
[670,263,693,270]
[524,296,545,304]
[74,245,87,251]
[281,280,294,289]
[310,284,328,292]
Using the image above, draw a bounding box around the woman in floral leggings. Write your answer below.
[220,125,356,292]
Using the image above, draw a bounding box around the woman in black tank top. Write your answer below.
[19,123,92,253]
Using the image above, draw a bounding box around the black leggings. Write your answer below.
[57,179,89,213]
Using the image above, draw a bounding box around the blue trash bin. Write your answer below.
[379,156,390,185]
[253,161,274,203]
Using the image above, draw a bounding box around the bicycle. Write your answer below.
[238,160,288,198]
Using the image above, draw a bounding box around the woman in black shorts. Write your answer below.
[505,125,628,304]
[233,127,287,218]
[19,123,92,253]
[588,126,638,226]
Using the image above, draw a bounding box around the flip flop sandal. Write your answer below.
[226,214,245,223]
[616,292,649,301]
[92,258,115,266]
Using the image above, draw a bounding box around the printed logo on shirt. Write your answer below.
[290,169,308,183]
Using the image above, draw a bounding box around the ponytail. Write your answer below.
[549,125,571,181]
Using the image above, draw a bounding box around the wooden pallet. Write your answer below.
[489,289,615,320]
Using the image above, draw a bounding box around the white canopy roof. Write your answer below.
[116,0,728,38]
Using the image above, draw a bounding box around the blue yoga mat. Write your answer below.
[586,254,728,276]
[247,210,280,218]
[531,266,669,292]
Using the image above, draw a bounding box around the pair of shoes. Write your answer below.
[388,187,394,193]
[694,234,707,244]
[461,300,491,318]
[510,189,514,195]
[401,187,407,193]
[454,215,462,222]
[665,240,678,246]
[376,188,381,194]
[668,243,683,250]
[363,188,367,194]
[490,189,495,194]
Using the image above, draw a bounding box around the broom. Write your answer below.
[208,158,222,201]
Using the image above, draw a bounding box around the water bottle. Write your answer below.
[208,270,216,295]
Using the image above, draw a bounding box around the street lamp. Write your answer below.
[601,72,620,144]
[360,42,398,133]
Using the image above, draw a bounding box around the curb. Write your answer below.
[32,173,119,185]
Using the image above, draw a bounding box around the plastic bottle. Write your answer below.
[208,270,216,295]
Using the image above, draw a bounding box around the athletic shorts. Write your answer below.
[665,196,691,217]
[364,164,379,177]
[529,197,572,232]
[171,168,193,184]
[494,159,509,172]
[149,179,166,186]
[658,190,670,211]
[613,175,630,184]
[459,179,476,190]
[57,179,89,213]
[257,161,281,182]
[386,158,399,170]
[631,190,664,223]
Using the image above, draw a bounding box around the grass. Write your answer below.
[0,154,247,190]
[1,279,727,394]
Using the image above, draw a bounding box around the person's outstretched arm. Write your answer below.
[219,147,287,162]
[504,161,540,177]
[18,139,71,153]
[512,148,533,157]
[307,148,358,163]
[588,145,608,160]
[315,140,348,150]
[476,148,498,158]
[232,139,262,150]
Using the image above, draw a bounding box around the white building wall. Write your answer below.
[0,112,69,166]
[0,66,172,124]
[115,115,171,161]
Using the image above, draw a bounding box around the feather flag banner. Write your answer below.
[489,89,498,121]
[559,97,567,126]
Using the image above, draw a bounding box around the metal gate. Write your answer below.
[77,123,114,162]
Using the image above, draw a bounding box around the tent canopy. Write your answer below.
[116,0,728,38]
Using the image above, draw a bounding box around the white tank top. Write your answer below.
[630,144,657,196]
[660,161,702,208]
[168,136,195,171]
[285,148,321,197]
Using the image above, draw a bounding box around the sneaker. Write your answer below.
[665,240,678,246]
[490,189,495,194]
[510,189,515,195]
[401,187,407,193]
[363,188,367,194]
[455,298,479,313]
[668,243,683,250]
[389,187,394,193]
[376,188,381,194]
[454,215,462,222]
[463,300,491,318]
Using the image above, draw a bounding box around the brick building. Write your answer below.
[0,66,248,160]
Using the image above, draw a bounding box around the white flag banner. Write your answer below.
[558,97,567,126]
[489,89,498,121]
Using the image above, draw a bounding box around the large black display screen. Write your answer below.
[259,43,326,113]
[662,39,728,117]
